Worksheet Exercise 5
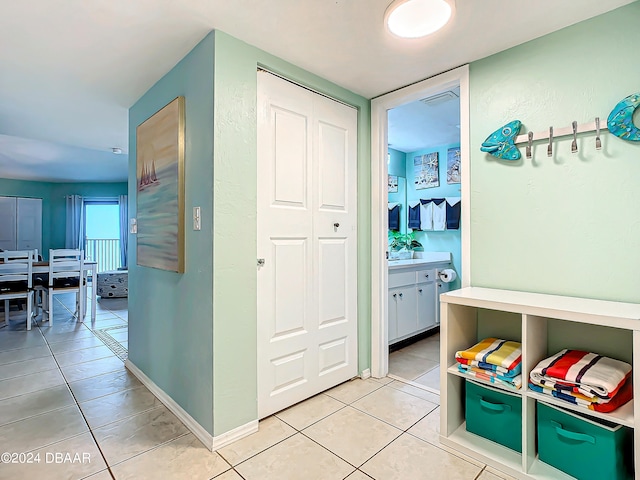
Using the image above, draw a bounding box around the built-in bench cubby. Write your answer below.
[440,287,640,479]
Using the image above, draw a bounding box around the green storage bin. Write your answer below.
[537,401,633,480]
[465,380,522,452]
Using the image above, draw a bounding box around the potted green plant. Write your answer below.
[388,231,423,259]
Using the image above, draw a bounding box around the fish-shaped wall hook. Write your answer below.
[607,92,640,142]
[480,120,522,160]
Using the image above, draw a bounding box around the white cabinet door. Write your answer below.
[16,197,42,253]
[0,197,17,251]
[257,72,358,418]
[417,281,436,330]
[388,288,400,342]
[396,286,417,339]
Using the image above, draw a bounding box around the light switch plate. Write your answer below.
[193,207,201,231]
[129,218,137,234]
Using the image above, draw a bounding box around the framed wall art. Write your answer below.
[414,152,439,190]
[136,96,185,273]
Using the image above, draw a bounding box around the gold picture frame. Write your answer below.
[135,96,185,273]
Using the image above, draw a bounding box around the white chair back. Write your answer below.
[0,251,34,289]
[48,249,84,287]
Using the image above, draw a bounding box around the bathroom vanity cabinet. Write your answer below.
[388,254,452,345]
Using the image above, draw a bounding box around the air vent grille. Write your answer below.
[420,90,459,106]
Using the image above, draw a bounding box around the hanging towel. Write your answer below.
[420,199,433,231]
[458,365,522,389]
[455,338,522,371]
[529,349,632,400]
[446,197,461,230]
[408,201,421,230]
[432,198,446,231]
[388,203,400,231]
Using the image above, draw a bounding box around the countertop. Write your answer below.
[388,252,451,270]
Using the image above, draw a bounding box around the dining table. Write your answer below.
[32,260,98,322]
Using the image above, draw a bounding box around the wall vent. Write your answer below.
[420,90,459,106]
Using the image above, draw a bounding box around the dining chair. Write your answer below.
[0,250,34,330]
[35,249,85,326]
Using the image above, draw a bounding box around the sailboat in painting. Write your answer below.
[138,157,159,191]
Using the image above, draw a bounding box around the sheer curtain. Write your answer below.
[118,195,128,268]
[65,195,84,249]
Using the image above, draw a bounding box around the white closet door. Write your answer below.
[0,197,17,250]
[257,72,358,418]
[16,197,42,253]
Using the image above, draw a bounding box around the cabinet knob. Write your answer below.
[399,293,403,298]
[393,293,397,298]
[425,274,429,278]
[418,289,423,293]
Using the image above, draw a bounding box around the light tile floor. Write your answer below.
[388,332,441,390]
[0,296,515,480]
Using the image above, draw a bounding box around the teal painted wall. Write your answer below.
[0,179,126,258]
[388,148,407,234]
[213,31,370,435]
[469,3,640,302]
[388,147,405,177]
[128,33,215,434]
[405,143,461,290]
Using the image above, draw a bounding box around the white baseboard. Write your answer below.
[125,359,258,452]
[125,359,214,450]
[211,419,259,450]
[360,368,371,379]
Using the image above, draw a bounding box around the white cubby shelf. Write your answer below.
[440,287,640,480]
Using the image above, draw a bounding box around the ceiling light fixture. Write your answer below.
[111,147,123,155]
[385,0,453,39]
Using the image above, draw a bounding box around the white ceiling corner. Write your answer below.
[0,0,634,182]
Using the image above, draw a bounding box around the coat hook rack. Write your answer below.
[514,117,609,147]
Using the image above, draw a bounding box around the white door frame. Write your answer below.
[370,65,471,378]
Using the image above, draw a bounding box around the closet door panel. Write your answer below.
[0,197,17,251]
[16,197,42,252]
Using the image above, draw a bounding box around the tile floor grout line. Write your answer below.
[216,428,299,468]
[297,428,361,471]
[275,402,348,432]
[39,330,118,480]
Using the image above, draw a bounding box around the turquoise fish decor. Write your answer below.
[607,92,640,142]
[480,120,522,160]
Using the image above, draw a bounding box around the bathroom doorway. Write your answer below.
[370,65,471,389]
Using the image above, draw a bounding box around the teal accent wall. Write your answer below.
[388,147,405,177]
[212,31,370,436]
[0,179,126,258]
[469,3,640,302]
[404,143,461,290]
[128,33,215,434]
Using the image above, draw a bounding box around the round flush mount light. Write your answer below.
[385,0,453,39]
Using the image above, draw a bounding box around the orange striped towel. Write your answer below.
[455,338,522,371]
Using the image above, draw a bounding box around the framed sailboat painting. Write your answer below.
[135,96,185,273]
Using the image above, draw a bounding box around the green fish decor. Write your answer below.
[480,120,522,160]
[607,93,640,142]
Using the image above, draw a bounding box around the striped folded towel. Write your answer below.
[456,358,522,377]
[455,338,522,371]
[530,350,631,401]
[458,364,522,389]
[529,378,633,413]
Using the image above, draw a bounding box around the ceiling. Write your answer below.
[0,0,634,182]
[388,87,460,153]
